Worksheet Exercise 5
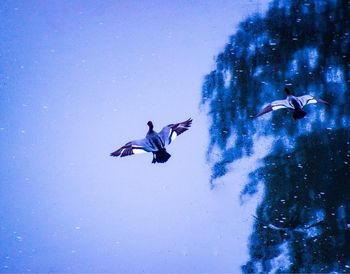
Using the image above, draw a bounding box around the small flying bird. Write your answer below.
[255,87,330,120]
[110,118,192,163]
[252,215,325,234]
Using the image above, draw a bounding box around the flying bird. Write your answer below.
[255,87,329,120]
[252,215,325,234]
[110,118,192,163]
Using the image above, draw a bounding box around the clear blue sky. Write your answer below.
[0,1,270,272]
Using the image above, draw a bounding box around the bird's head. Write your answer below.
[147,121,153,130]
[284,86,292,95]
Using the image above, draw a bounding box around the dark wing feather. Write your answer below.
[110,139,152,158]
[110,142,133,157]
[254,104,273,118]
[316,98,330,106]
[158,118,192,146]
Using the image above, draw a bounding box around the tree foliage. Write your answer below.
[202,0,350,182]
[201,0,350,271]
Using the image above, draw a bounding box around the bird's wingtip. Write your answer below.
[110,151,120,157]
[185,118,193,126]
[317,98,331,106]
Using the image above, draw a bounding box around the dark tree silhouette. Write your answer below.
[242,129,350,272]
[201,0,350,271]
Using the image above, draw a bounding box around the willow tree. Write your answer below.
[201,0,350,272]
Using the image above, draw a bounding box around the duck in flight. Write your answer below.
[110,118,192,163]
[255,87,329,119]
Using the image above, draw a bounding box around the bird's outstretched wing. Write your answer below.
[297,95,330,108]
[158,118,192,146]
[254,99,290,118]
[110,139,153,157]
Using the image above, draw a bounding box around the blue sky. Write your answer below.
[0,1,270,272]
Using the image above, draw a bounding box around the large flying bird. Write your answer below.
[110,118,192,163]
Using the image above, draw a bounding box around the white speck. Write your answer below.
[297,164,303,168]
[50,49,56,53]
[16,236,23,241]
[345,265,350,268]
[21,130,26,134]
[20,65,24,69]
[71,250,76,253]
[113,108,118,112]
[75,226,81,230]
[42,105,48,109]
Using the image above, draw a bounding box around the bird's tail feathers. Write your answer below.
[293,109,307,120]
[152,149,171,163]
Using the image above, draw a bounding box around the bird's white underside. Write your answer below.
[272,105,287,110]
[308,99,317,104]
[132,148,147,154]
[170,131,177,143]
